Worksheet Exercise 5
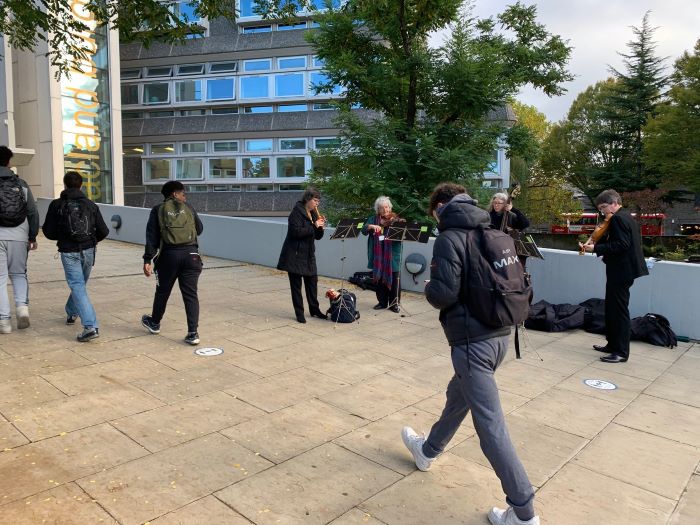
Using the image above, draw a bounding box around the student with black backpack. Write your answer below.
[141,181,204,345]
[401,183,538,525]
[42,171,109,341]
[0,146,39,334]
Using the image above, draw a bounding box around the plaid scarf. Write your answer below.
[372,223,393,289]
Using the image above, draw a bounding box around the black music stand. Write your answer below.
[328,218,364,325]
[511,232,544,260]
[381,221,431,316]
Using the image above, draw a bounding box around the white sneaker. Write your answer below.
[16,305,30,329]
[488,507,540,525]
[0,319,11,334]
[401,426,435,471]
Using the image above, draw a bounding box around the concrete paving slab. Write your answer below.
[669,473,700,525]
[589,352,673,381]
[573,423,699,500]
[227,342,344,377]
[0,421,29,449]
[537,463,676,524]
[644,371,700,408]
[150,495,253,524]
[329,508,386,525]
[0,349,91,383]
[450,413,589,488]
[216,443,401,525]
[0,376,67,414]
[614,394,700,447]
[222,398,366,463]
[307,349,407,384]
[494,361,569,398]
[113,391,264,452]
[555,365,652,405]
[78,433,272,525]
[387,354,453,392]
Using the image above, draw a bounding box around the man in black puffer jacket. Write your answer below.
[401,183,538,525]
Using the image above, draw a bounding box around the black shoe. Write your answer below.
[184,332,200,345]
[66,315,78,325]
[77,328,99,342]
[389,305,400,313]
[296,315,307,324]
[600,353,628,363]
[142,315,161,334]
[310,310,328,320]
[593,344,614,353]
[373,303,387,310]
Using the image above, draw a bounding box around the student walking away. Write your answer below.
[401,182,538,525]
[0,146,39,334]
[42,171,109,342]
[142,181,203,345]
[277,187,327,324]
[579,189,648,363]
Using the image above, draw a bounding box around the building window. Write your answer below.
[242,157,270,178]
[175,79,202,103]
[239,0,256,17]
[276,156,306,178]
[242,25,272,34]
[280,138,307,151]
[312,56,325,68]
[213,141,239,152]
[209,62,237,73]
[310,72,342,95]
[278,184,305,191]
[123,145,144,155]
[278,104,307,112]
[488,150,500,172]
[243,106,273,113]
[278,56,307,69]
[277,22,307,31]
[121,84,139,105]
[171,0,200,22]
[122,111,144,119]
[314,137,340,149]
[246,184,273,191]
[149,110,175,118]
[181,142,206,154]
[243,59,272,72]
[207,78,235,100]
[144,159,171,181]
[209,158,237,179]
[240,76,269,99]
[176,158,204,180]
[177,64,205,76]
[151,144,175,154]
[211,107,238,114]
[275,73,304,97]
[179,109,206,116]
[145,66,173,77]
[143,83,170,104]
[122,68,142,79]
[213,184,242,192]
[245,139,273,152]
[312,103,334,110]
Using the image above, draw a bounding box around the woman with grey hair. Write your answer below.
[488,193,529,232]
[361,196,404,312]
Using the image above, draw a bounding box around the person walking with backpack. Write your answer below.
[141,181,203,345]
[0,146,39,334]
[42,171,109,342]
[401,182,538,525]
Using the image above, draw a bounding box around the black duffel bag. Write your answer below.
[525,300,586,332]
[631,313,677,348]
[348,271,377,291]
[579,298,606,334]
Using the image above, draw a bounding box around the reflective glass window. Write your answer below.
[151,144,175,154]
[149,110,175,117]
[179,109,206,116]
[207,78,235,100]
[121,69,142,79]
[213,184,241,192]
[122,111,143,119]
[123,145,144,155]
[143,83,170,104]
[310,72,343,95]
[121,84,139,105]
[209,62,237,73]
[177,64,205,75]
[312,103,334,110]
[280,139,307,150]
[245,139,273,152]
[243,106,273,113]
[239,0,255,17]
[243,25,272,33]
[209,158,237,179]
[175,79,202,102]
[312,56,325,67]
[275,73,304,97]
[213,141,239,152]
[278,104,307,112]
[211,107,238,114]
[240,76,269,98]
[172,1,199,22]
[278,184,305,191]
[278,56,306,69]
[145,66,172,77]
[242,157,270,178]
[176,158,204,179]
[246,184,273,191]
[314,138,340,149]
[276,157,306,178]
[244,59,271,72]
[181,142,206,153]
[278,22,307,31]
[144,159,171,181]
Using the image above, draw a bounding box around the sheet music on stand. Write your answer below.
[330,218,364,240]
[385,222,431,243]
[511,232,544,260]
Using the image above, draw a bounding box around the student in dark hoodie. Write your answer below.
[42,171,109,342]
[401,183,539,525]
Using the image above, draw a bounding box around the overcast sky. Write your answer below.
[433,0,700,123]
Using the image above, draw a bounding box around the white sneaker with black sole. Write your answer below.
[16,305,30,329]
[488,507,540,525]
[401,426,436,471]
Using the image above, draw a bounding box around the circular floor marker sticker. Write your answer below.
[583,379,617,390]
[194,347,223,357]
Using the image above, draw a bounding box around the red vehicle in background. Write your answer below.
[550,212,665,235]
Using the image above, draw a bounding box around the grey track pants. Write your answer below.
[0,240,29,320]
[423,336,535,521]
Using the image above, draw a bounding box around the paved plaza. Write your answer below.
[0,238,697,524]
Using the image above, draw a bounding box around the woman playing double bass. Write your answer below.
[488,192,530,232]
[362,196,404,313]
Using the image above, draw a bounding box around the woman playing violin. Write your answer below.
[362,196,403,313]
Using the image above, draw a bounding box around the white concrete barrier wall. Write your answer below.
[35,199,700,340]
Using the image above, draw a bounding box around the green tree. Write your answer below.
[643,39,700,192]
[597,12,668,188]
[306,1,572,221]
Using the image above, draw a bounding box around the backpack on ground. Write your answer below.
[158,198,197,246]
[579,298,606,334]
[631,313,677,348]
[0,177,28,227]
[60,198,96,243]
[463,227,532,328]
[326,289,360,323]
[348,271,378,292]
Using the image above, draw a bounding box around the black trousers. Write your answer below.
[605,278,633,358]
[287,272,320,317]
[152,247,202,333]
[376,275,401,307]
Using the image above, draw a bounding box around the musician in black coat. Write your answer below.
[580,189,649,363]
[488,192,529,231]
[277,187,327,323]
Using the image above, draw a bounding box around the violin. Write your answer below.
[579,213,611,255]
